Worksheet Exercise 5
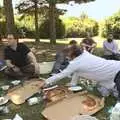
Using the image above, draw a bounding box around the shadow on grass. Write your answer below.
[0,43,116,120]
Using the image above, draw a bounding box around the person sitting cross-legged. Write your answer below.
[103,33,120,60]
[4,34,39,80]
[51,40,77,75]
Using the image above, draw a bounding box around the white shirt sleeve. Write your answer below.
[45,62,78,85]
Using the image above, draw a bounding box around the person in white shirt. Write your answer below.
[44,45,120,100]
[103,34,120,60]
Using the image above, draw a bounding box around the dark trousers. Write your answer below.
[114,71,120,100]
[103,54,120,60]
[4,64,38,80]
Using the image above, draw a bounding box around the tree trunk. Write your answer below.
[34,0,39,43]
[49,2,56,45]
[4,0,16,35]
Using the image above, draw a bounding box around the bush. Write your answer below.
[0,21,35,38]
[39,18,65,39]
[99,11,120,39]
[0,21,6,37]
[63,16,99,38]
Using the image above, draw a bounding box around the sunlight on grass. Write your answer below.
[21,36,120,49]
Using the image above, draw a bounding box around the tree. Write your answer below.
[16,0,66,42]
[0,6,4,20]
[0,6,4,41]
[4,0,16,35]
[16,0,47,42]
[17,0,95,44]
[44,0,95,44]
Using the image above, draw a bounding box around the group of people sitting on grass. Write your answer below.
[2,33,120,102]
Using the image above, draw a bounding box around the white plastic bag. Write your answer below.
[13,114,23,120]
[110,102,120,120]
[71,115,98,120]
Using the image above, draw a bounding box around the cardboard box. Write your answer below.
[7,79,44,105]
[42,92,104,120]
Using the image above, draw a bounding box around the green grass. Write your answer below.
[0,39,119,120]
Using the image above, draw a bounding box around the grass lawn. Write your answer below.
[0,38,119,120]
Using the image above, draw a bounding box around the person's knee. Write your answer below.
[4,68,11,75]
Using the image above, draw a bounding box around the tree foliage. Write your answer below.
[63,14,98,38]
[0,6,5,20]
[39,18,65,38]
[100,10,120,39]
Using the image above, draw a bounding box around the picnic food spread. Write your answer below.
[7,80,44,104]
[82,96,97,111]
[45,87,68,102]
[0,78,105,120]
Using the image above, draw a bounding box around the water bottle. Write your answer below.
[28,97,43,106]
[110,102,120,120]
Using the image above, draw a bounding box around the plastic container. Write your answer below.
[28,97,43,106]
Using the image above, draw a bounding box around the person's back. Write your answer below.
[71,51,120,88]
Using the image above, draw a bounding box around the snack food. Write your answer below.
[45,87,67,102]
[82,96,97,111]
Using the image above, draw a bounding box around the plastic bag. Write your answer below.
[71,115,98,120]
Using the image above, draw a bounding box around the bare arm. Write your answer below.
[27,52,37,64]
[5,60,20,72]
[5,60,15,68]
[91,43,97,48]
[45,62,78,85]
[80,43,91,48]
[27,52,39,74]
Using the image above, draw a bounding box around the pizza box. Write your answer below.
[7,79,44,105]
[44,86,73,106]
[42,92,104,120]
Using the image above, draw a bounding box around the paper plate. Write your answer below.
[0,97,9,106]
[68,86,83,92]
